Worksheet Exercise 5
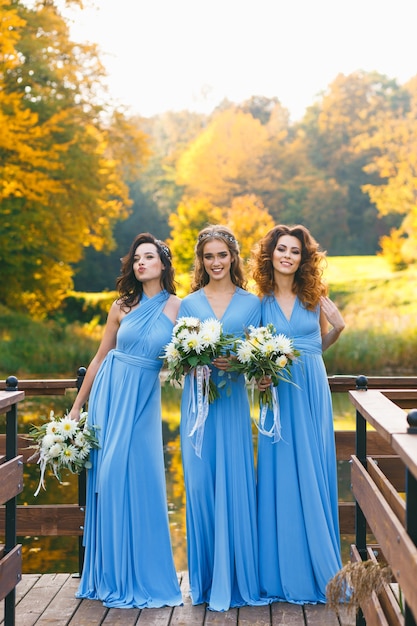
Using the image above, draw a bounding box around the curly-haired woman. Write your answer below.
[252,224,345,605]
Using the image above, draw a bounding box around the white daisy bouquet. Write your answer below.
[28,410,99,496]
[163,316,235,457]
[163,316,234,402]
[232,323,299,409]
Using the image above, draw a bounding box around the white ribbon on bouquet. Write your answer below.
[188,364,211,458]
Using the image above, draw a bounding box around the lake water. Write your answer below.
[9,386,357,575]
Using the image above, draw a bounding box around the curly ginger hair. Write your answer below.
[251,224,328,310]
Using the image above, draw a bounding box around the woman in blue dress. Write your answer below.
[252,224,345,604]
[68,233,183,609]
[180,225,266,611]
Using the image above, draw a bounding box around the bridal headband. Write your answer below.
[156,240,171,259]
[197,231,238,246]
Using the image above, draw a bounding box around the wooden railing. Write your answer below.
[0,371,87,549]
[0,373,416,538]
[350,376,417,626]
[1,373,416,541]
[0,371,417,623]
[0,385,24,626]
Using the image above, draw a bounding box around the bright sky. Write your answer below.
[65,0,417,122]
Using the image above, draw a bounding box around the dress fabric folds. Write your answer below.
[257,295,342,604]
[76,291,182,609]
[180,287,267,611]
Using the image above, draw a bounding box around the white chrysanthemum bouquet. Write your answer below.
[28,411,99,496]
[231,322,300,411]
[163,316,234,402]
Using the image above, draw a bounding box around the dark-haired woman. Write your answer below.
[68,233,182,609]
[180,225,267,611]
[252,224,345,604]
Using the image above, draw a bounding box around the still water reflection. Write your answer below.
[12,386,356,574]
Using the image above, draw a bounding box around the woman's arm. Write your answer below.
[319,296,345,352]
[67,300,121,420]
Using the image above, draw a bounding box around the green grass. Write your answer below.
[324,255,394,283]
[1,256,417,378]
[324,256,417,322]
[0,304,101,378]
[321,257,417,375]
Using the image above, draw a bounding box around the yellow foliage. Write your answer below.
[360,103,417,264]
[0,0,149,315]
[176,108,269,204]
[168,194,275,277]
[168,197,223,274]
[225,195,275,261]
[379,230,408,270]
[0,1,25,60]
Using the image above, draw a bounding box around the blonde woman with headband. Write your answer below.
[179,225,268,611]
[68,233,182,609]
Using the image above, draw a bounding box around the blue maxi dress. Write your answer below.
[257,295,342,604]
[76,290,182,609]
[180,287,267,611]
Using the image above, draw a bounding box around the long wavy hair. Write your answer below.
[251,224,327,309]
[191,225,246,292]
[116,233,176,310]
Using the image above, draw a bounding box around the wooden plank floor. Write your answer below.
[1,572,356,626]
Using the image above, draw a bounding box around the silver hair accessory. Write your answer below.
[156,240,171,259]
[198,231,238,246]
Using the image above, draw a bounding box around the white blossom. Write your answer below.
[274,333,293,355]
[236,342,255,364]
[60,444,79,465]
[57,416,78,439]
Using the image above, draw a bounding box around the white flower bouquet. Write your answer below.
[232,323,299,406]
[163,316,234,402]
[28,410,99,496]
[231,324,300,440]
[163,316,235,457]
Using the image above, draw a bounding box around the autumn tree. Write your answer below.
[225,195,274,261]
[360,76,417,267]
[136,110,207,221]
[175,108,270,205]
[167,194,275,294]
[0,0,149,316]
[167,197,223,282]
[300,71,408,254]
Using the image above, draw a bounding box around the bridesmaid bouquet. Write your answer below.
[28,410,99,496]
[163,316,234,402]
[231,324,299,441]
[232,323,299,408]
[163,316,235,457]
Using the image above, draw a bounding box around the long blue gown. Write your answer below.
[257,295,342,604]
[76,290,182,609]
[180,287,267,611]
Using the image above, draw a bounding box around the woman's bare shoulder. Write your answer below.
[164,294,182,323]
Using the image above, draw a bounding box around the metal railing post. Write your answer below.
[354,375,368,626]
[75,367,86,578]
[405,409,417,626]
[4,376,20,626]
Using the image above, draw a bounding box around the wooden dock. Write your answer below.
[3,376,417,625]
[5,572,356,626]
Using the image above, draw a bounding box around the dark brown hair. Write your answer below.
[251,224,327,309]
[116,233,176,310]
